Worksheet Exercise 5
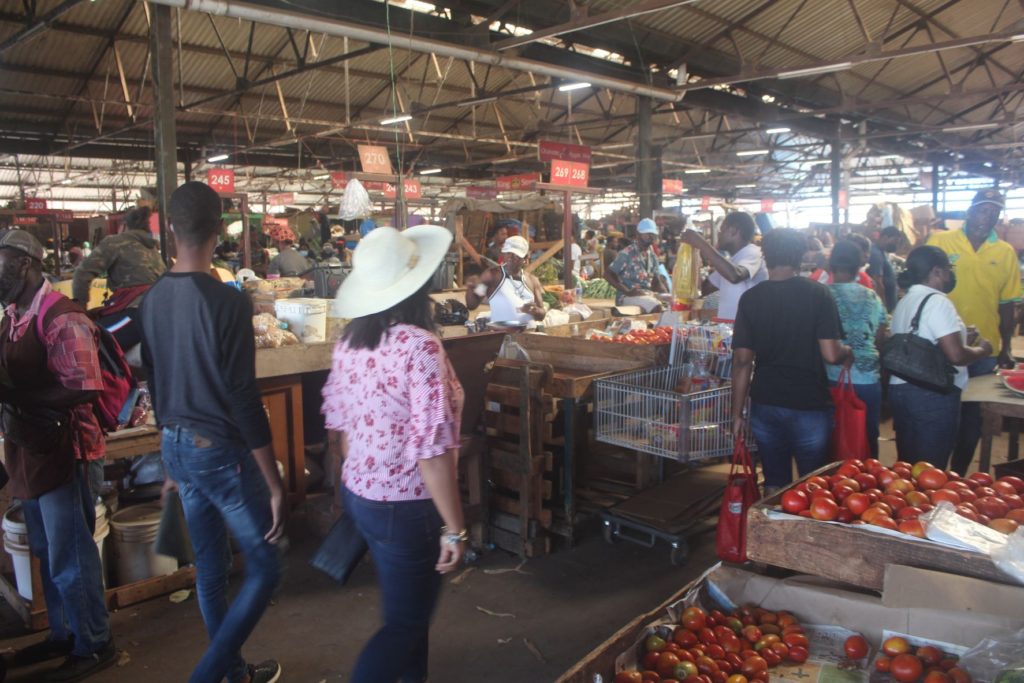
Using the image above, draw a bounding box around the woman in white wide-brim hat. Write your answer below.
[321,225,465,683]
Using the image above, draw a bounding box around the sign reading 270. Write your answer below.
[550,160,589,188]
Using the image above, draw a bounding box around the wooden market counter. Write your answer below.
[962,373,1024,473]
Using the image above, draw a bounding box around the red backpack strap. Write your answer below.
[34,291,66,340]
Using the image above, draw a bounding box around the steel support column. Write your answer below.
[830,141,842,226]
[150,2,178,263]
[637,95,657,218]
[932,164,940,212]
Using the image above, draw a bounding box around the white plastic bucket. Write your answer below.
[3,536,32,600]
[109,504,177,585]
[2,505,28,547]
[274,298,328,343]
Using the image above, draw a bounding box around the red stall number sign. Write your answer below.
[760,198,775,213]
[384,179,422,200]
[550,160,589,188]
[24,197,48,213]
[207,169,235,193]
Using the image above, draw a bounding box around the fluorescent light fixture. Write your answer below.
[736,149,770,157]
[380,114,412,125]
[558,82,591,92]
[1011,34,1024,42]
[777,62,853,80]
[684,168,711,174]
[765,127,791,134]
[60,178,73,185]
[457,96,498,107]
[420,168,442,175]
[490,157,520,165]
[941,123,999,133]
[314,173,331,180]
[207,153,229,163]
[735,184,757,189]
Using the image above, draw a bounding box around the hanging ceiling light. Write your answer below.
[558,82,591,92]
[380,114,413,125]
[207,153,229,163]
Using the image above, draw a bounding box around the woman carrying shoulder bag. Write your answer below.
[321,226,465,683]
[888,246,992,469]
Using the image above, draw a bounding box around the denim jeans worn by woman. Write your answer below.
[889,384,963,469]
[344,488,443,683]
[750,404,834,489]
[161,427,282,683]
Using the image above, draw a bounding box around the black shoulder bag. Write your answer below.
[880,293,957,393]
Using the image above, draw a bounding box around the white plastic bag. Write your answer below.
[339,178,372,220]
[992,527,1024,585]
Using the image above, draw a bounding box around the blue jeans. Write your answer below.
[750,403,833,488]
[952,357,999,475]
[21,464,110,656]
[344,488,443,683]
[829,381,882,458]
[889,383,962,469]
[161,427,282,683]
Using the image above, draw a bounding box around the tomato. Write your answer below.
[992,481,1018,498]
[787,646,809,664]
[968,472,994,487]
[1007,508,1024,523]
[720,635,742,654]
[924,671,952,683]
[741,626,762,643]
[833,485,857,502]
[699,627,719,646]
[761,650,782,667]
[897,506,923,521]
[883,494,909,512]
[707,644,726,660]
[616,672,644,683]
[997,475,1024,494]
[891,654,925,683]
[783,633,809,649]
[844,635,869,660]
[871,515,899,531]
[876,656,892,673]
[726,676,749,683]
[644,651,664,669]
[805,476,829,490]
[674,627,699,648]
[911,461,936,479]
[1003,494,1024,510]
[947,667,972,683]
[882,636,911,657]
[769,643,789,660]
[930,489,961,506]
[682,608,707,632]
[917,647,943,666]
[658,653,683,678]
[887,479,915,495]
[643,673,662,683]
[715,659,733,675]
[906,491,930,507]
[837,462,862,478]
[918,468,949,490]
[898,519,926,538]
[780,490,810,514]
[976,496,1009,520]
[810,497,840,521]
[989,518,1020,534]
[854,472,878,491]
[696,656,719,675]
[739,656,768,678]
[675,662,699,680]
[647,635,669,652]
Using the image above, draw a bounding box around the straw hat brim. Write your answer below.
[333,225,452,318]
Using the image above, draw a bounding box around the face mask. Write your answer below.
[943,271,957,294]
[0,258,26,306]
[299,250,309,257]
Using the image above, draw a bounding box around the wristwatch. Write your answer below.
[441,526,468,546]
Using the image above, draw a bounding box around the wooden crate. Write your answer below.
[746,463,1009,591]
[484,360,555,558]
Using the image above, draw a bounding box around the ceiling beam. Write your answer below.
[0,0,85,55]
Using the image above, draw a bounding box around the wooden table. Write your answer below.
[962,374,1024,473]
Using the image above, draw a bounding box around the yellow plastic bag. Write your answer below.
[672,242,701,306]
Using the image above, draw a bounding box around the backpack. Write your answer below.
[36,291,136,432]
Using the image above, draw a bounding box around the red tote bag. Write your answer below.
[829,369,869,461]
[716,438,761,563]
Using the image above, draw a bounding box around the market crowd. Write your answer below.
[0,179,1020,683]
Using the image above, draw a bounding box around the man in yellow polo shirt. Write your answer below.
[928,188,1021,474]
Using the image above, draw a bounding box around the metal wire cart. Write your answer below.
[593,323,753,564]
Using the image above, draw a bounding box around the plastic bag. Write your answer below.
[338,178,372,220]
[672,236,701,306]
[992,527,1024,584]
[957,627,1024,683]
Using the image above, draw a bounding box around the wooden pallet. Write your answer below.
[484,360,555,558]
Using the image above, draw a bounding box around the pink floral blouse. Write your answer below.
[321,324,464,501]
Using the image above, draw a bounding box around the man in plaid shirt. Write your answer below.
[0,230,114,682]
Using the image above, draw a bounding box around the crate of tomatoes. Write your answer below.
[746,460,1024,591]
[557,564,1021,683]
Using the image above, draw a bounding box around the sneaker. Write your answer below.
[42,640,116,682]
[9,637,73,667]
[248,659,282,683]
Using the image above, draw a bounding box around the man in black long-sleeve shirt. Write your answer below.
[139,182,285,683]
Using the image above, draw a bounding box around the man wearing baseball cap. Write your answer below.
[0,229,115,681]
[928,189,1022,474]
[605,218,667,312]
[466,234,546,325]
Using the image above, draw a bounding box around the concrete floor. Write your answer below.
[0,414,1014,683]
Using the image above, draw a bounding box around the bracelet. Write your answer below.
[441,526,468,545]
